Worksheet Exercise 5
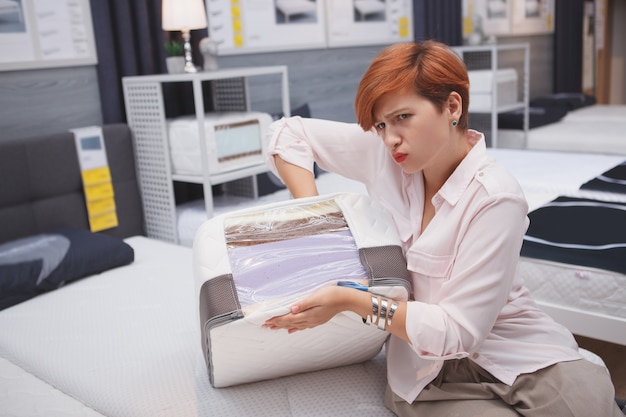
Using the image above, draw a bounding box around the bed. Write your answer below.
[354,0,386,21]
[275,0,317,23]
[0,127,621,416]
[0,125,395,416]
[0,0,22,22]
[497,96,626,155]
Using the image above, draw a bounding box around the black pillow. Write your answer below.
[0,228,134,310]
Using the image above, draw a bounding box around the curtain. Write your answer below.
[553,0,585,93]
[90,0,207,124]
[414,0,463,46]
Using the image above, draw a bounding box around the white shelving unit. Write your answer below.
[453,43,530,148]
[122,66,290,243]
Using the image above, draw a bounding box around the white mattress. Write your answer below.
[0,236,394,417]
[498,105,626,155]
[166,112,272,176]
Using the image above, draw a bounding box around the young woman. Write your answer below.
[262,40,623,417]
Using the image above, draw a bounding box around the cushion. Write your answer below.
[498,105,569,130]
[529,93,596,111]
[0,227,134,310]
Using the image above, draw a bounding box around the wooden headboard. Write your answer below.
[0,124,145,244]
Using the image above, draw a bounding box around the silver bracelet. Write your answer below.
[377,298,388,330]
[363,295,379,326]
[386,302,399,328]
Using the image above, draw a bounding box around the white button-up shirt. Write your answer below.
[266,116,582,403]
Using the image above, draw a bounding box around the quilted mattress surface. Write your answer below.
[0,236,397,416]
[193,192,411,387]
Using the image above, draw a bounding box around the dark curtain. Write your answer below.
[90,0,207,124]
[553,0,585,93]
[414,0,463,46]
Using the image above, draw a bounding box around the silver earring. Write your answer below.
[452,120,458,127]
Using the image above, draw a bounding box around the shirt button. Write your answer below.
[478,172,484,177]
[472,352,480,359]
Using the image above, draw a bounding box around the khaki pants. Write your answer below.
[384,358,623,417]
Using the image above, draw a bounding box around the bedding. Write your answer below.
[497,103,626,154]
[522,196,626,274]
[580,160,626,194]
[0,227,134,310]
[193,192,411,387]
[0,236,396,417]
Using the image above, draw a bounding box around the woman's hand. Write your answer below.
[263,285,351,334]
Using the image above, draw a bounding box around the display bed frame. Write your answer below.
[0,127,623,416]
[0,125,394,417]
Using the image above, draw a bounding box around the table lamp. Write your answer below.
[162,0,208,73]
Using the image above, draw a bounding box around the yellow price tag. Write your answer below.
[89,211,119,232]
[233,19,242,32]
[81,166,112,186]
[87,196,116,216]
[84,182,114,202]
[398,17,409,38]
[234,34,244,47]
[231,6,240,18]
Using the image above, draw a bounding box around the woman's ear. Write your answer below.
[447,92,463,121]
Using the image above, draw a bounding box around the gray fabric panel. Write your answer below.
[0,124,144,243]
[198,274,242,368]
[359,245,412,287]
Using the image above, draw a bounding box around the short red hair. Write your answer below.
[355,40,469,132]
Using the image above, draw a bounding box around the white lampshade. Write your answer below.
[162,0,207,31]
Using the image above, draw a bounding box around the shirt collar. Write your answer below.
[437,131,487,207]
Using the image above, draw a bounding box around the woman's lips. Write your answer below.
[393,153,408,163]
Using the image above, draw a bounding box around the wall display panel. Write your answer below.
[206,0,327,55]
[325,0,413,48]
[510,0,554,35]
[206,0,413,55]
[0,0,96,71]
[463,0,554,39]
[463,0,512,37]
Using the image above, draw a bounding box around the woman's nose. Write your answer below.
[382,127,401,150]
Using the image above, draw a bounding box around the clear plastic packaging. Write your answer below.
[223,199,369,309]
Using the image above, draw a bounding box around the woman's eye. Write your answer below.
[375,122,385,130]
[398,114,408,121]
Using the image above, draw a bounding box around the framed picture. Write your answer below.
[0,0,97,71]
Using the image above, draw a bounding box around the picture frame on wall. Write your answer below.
[0,0,97,71]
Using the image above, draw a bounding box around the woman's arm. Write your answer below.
[273,155,319,198]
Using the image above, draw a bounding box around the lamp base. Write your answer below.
[181,29,198,73]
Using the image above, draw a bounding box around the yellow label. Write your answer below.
[87,196,116,216]
[81,166,111,186]
[231,6,240,18]
[398,17,409,38]
[233,19,241,32]
[234,33,244,47]
[463,16,474,36]
[84,182,114,202]
[89,211,119,232]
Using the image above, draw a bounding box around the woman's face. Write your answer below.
[373,88,452,174]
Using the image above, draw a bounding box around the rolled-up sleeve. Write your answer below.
[265,116,384,184]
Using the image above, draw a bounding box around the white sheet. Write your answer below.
[498,104,626,155]
[0,236,393,417]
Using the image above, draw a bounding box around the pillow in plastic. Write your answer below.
[193,192,411,387]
